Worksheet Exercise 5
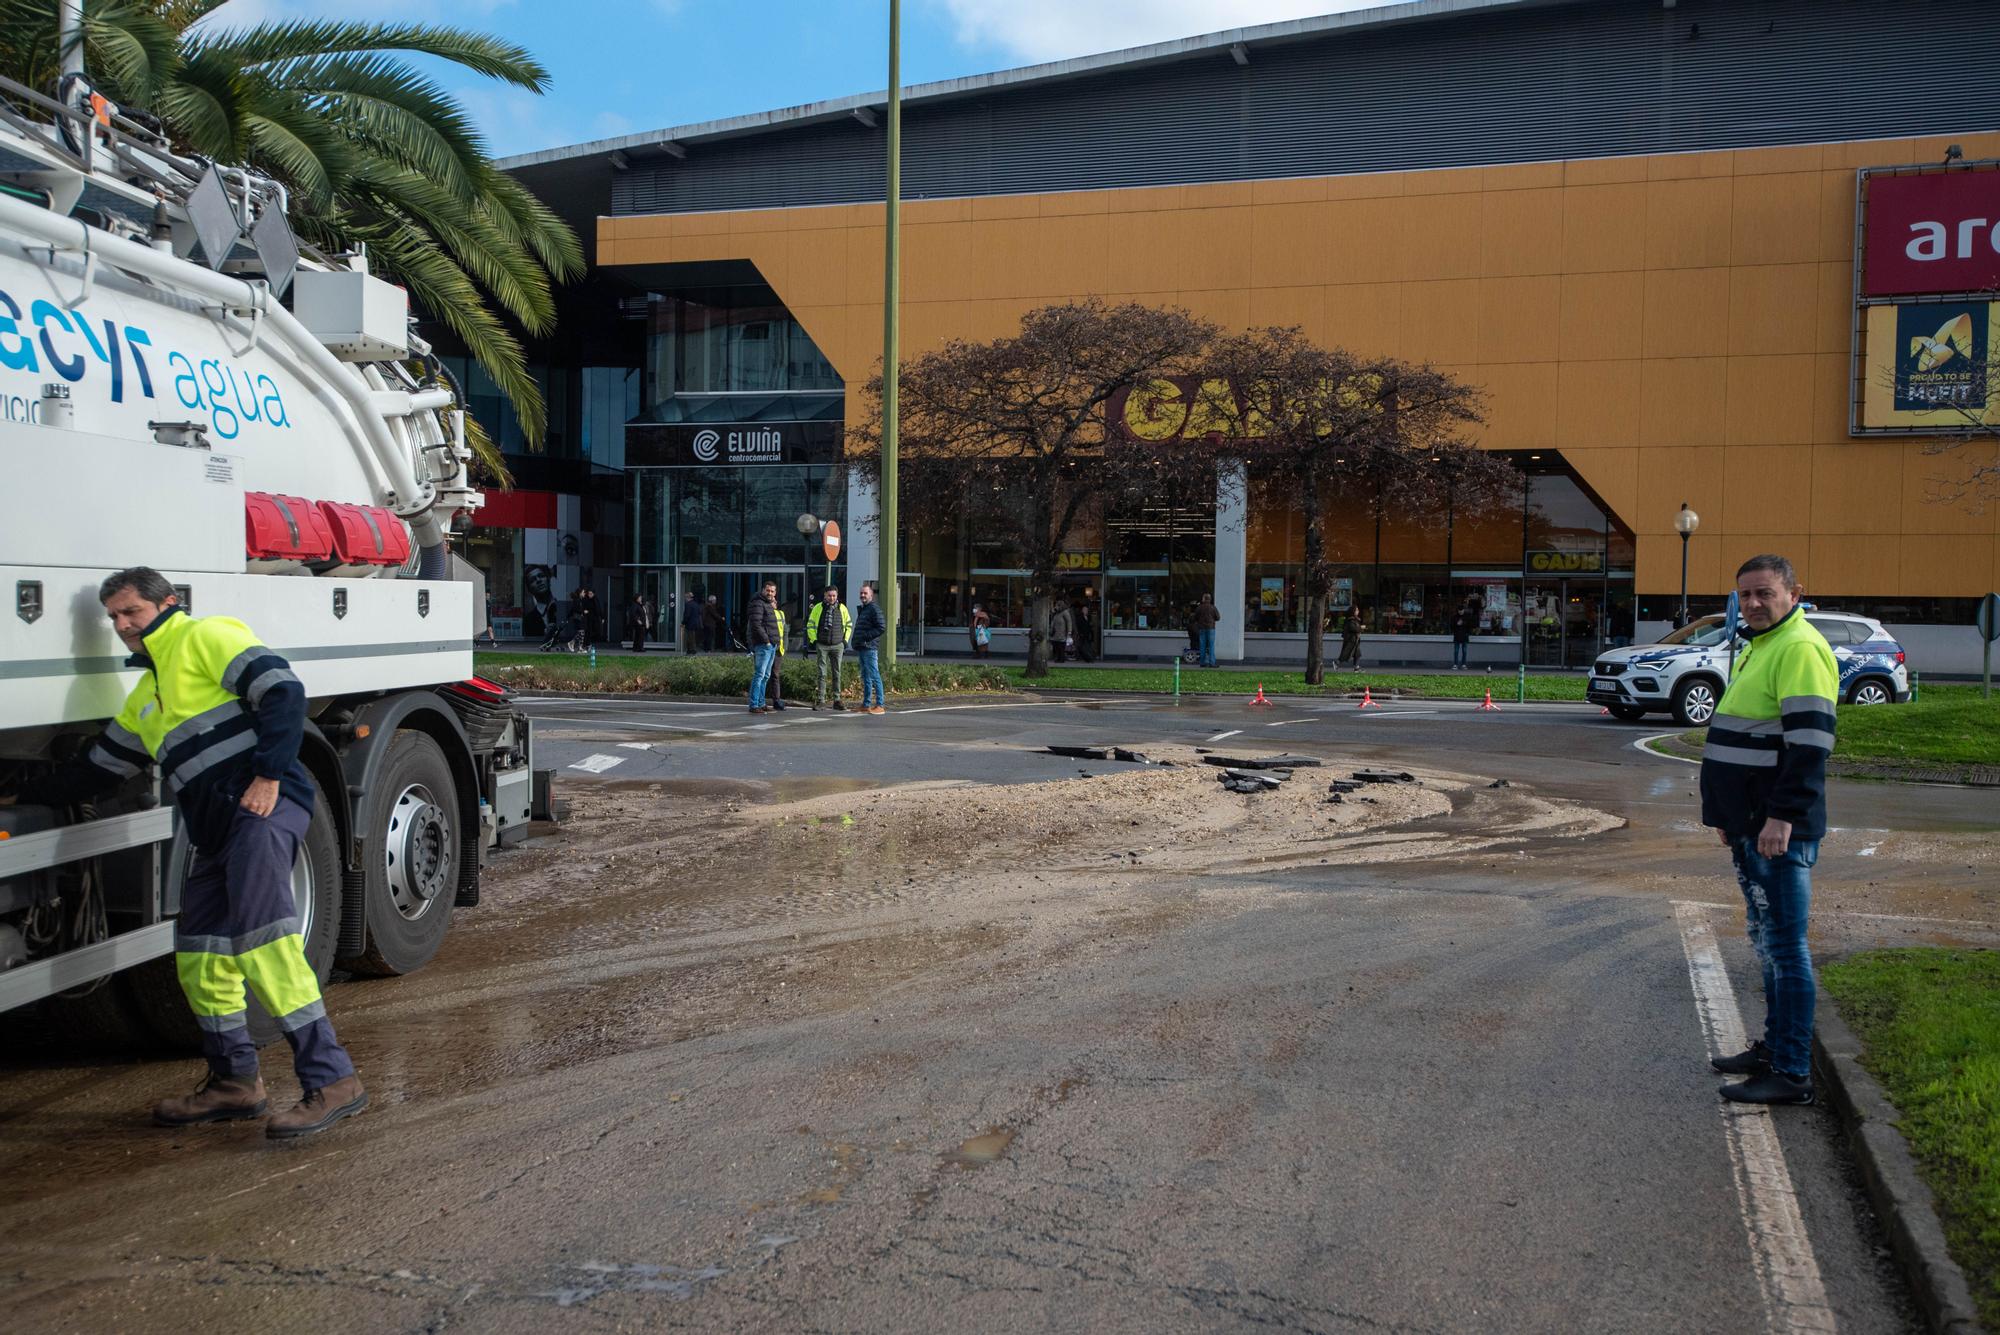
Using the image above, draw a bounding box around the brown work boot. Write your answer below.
[153,1072,267,1126]
[266,1074,368,1140]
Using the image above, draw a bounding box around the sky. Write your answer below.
[199,0,1396,159]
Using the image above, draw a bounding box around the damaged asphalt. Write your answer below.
[1,693,1994,1332]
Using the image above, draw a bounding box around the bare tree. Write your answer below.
[850,300,1220,677]
[1204,328,1507,683]
[1898,296,2000,508]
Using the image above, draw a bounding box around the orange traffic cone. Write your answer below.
[1248,682,1275,707]
[1478,689,1500,711]
[1357,687,1382,709]
[1599,706,1611,715]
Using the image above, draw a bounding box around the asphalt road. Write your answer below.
[2,689,1993,1332]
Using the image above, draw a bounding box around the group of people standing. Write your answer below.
[744,581,888,715]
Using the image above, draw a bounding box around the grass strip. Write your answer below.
[1000,666,1584,701]
[474,651,1011,699]
[1822,949,2000,1328]
[1672,687,1998,770]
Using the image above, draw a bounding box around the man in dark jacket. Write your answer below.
[1191,594,1220,667]
[1450,595,1480,669]
[852,581,888,714]
[745,581,781,713]
[1700,554,1839,1106]
[680,592,704,654]
[3,568,366,1138]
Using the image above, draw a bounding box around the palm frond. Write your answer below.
[473,164,585,282]
[185,20,548,90]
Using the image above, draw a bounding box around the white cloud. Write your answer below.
[929,0,1395,64]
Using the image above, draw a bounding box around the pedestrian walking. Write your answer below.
[807,585,852,710]
[1450,595,1479,668]
[703,596,724,652]
[1191,593,1220,667]
[969,603,992,657]
[573,587,598,647]
[745,581,781,713]
[1049,598,1073,663]
[1701,554,1839,1106]
[768,602,790,711]
[625,594,650,653]
[854,581,887,714]
[1,568,367,1137]
[477,593,498,647]
[1073,602,1097,662]
[1337,609,1362,670]
[680,592,704,654]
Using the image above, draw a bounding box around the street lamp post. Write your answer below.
[1675,503,1700,628]
[879,0,902,667]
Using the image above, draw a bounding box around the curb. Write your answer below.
[1812,1004,1984,1333]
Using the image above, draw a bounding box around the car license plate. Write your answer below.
[1591,677,1616,690]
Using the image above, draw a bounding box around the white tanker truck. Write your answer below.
[0,61,542,1048]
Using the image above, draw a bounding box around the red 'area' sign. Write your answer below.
[1864,170,2000,297]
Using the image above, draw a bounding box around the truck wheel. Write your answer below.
[1672,677,1720,728]
[1606,704,1646,722]
[1847,677,1893,706]
[126,783,342,1052]
[345,731,460,977]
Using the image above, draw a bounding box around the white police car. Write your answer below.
[1588,611,1912,726]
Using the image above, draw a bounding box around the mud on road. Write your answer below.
[0,722,1985,1333]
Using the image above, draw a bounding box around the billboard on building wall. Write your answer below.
[1862,170,2000,297]
[1858,301,2000,429]
[1853,162,2000,434]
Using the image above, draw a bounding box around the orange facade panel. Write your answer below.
[605,133,2000,596]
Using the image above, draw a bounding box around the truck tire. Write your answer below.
[1672,676,1721,728]
[125,784,343,1052]
[345,730,460,978]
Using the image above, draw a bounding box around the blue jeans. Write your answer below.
[1452,639,1469,666]
[1732,836,1819,1078]
[749,644,777,708]
[859,646,884,707]
[1198,628,1216,666]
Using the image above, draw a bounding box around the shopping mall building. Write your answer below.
[486,0,2000,671]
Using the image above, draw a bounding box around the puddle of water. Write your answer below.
[942,1126,1016,1168]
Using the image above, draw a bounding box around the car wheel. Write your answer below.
[1672,677,1720,728]
[1847,678,1893,706]
[1607,704,1646,722]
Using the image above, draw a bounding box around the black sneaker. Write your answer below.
[833,701,847,711]
[1711,1041,1771,1075]
[1719,1070,1814,1105]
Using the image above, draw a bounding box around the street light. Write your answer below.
[797,512,831,592]
[1675,503,1700,628]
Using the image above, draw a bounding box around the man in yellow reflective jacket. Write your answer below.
[1699,554,1839,1107]
[36,568,368,1138]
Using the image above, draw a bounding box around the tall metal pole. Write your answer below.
[878,0,902,667]
[1678,532,1690,628]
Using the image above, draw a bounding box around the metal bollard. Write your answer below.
[1517,662,1526,704]
[1910,669,1919,703]
[1174,655,1181,704]
[589,647,597,672]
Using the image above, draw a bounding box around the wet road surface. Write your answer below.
[2,691,1994,1332]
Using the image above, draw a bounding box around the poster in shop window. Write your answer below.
[1330,577,1353,611]
[1259,577,1286,610]
[1399,584,1424,616]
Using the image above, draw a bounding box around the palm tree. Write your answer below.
[0,1,582,473]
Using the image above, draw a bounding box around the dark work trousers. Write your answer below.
[174,798,356,1091]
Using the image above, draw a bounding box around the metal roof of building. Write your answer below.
[496,0,1558,171]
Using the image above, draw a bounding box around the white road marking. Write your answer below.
[616,742,654,751]
[567,754,626,773]
[1353,709,1440,718]
[1637,733,1700,765]
[744,723,788,731]
[1205,730,1242,742]
[1671,901,1837,1334]
[1263,718,1315,727]
[527,714,713,734]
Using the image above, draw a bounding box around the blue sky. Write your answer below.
[204,1,1391,159]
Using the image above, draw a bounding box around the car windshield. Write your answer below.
[1656,616,1735,647]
